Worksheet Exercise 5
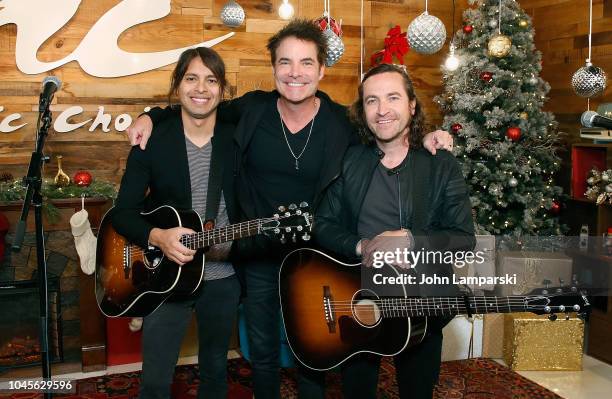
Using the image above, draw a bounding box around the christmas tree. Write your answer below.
[435,0,564,237]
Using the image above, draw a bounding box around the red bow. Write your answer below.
[371,25,409,66]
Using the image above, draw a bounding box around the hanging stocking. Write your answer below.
[70,201,96,275]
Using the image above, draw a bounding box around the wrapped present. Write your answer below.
[496,251,573,296]
[482,313,504,358]
[503,312,584,370]
[441,315,483,361]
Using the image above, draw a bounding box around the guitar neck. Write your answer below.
[180,219,266,250]
[376,296,530,318]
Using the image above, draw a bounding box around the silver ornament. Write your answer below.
[220,0,245,28]
[587,177,595,185]
[489,19,498,29]
[571,61,608,98]
[528,76,538,85]
[323,29,344,67]
[407,12,446,55]
[509,177,518,187]
[602,173,610,182]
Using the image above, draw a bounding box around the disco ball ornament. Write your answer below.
[408,12,446,55]
[488,19,498,29]
[571,61,608,98]
[322,29,344,67]
[488,34,512,58]
[220,0,245,27]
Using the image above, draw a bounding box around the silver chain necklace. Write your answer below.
[278,100,317,170]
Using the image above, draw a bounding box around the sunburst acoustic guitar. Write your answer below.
[96,203,311,317]
[279,248,591,371]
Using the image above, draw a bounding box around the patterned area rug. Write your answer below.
[0,357,561,399]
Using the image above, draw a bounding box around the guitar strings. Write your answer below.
[126,214,310,257]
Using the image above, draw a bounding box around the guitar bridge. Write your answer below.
[323,286,336,333]
[123,244,131,279]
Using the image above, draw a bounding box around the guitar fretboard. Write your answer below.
[375,296,533,318]
[179,218,268,249]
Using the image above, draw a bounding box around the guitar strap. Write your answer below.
[203,132,227,230]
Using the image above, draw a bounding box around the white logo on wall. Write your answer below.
[0,0,235,133]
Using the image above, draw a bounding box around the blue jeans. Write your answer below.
[139,275,241,399]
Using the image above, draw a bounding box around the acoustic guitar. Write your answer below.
[96,203,311,317]
[279,248,591,371]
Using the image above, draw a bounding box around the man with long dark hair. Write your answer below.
[314,64,476,398]
[112,47,240,399]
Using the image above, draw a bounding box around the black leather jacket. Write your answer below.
[314,144,476,297]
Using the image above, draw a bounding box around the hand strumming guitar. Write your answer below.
[148,227,196,266]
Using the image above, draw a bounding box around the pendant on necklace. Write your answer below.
[295,159,299,170]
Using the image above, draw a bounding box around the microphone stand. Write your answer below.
[12,96,53,399]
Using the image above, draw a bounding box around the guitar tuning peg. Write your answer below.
[296,225,303,231]
[273,213,280,220]
[548,313,557,321]
[278,205,286,212]
[302,232,311,241]
[292,232,297,243]
[289,203,297,210]
[296,209,303,215]
[299,201,308,208]
[285,227,292,232]
[280,234,286,244]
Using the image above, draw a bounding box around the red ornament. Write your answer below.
[506,127,522,141]
[480,71,493,82]
[73,171,93,187]
[550,201,561,215]
[315,16,343,36]
[451,123,463,134]
[463,25,474,34]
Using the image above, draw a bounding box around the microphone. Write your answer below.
[39,76,61,112]
[581,110,612,130]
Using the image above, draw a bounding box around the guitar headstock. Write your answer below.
[524,285,591,321]
[261,202,312,243]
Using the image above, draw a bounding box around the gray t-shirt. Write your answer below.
[185,137,234,280]
[357,162,405,239]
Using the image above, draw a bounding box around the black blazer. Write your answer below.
[112,111,237,249]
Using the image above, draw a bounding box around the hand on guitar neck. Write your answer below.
[149,227,196,266]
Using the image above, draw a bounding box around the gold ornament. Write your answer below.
[54,155,71,187]
[519,19,528,28]
[488,34,512,58]
[519,112,528,120]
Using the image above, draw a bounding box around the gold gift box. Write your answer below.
[503,312,584,370]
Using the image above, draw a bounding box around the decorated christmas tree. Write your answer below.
[435,0,564,237]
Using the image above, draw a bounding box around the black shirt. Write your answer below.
[243,95,329,218]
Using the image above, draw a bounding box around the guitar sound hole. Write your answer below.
[352,289,381,327]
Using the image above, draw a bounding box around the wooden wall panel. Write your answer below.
[0,0,466,183]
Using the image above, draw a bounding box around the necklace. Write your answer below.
[278,99,317,170]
